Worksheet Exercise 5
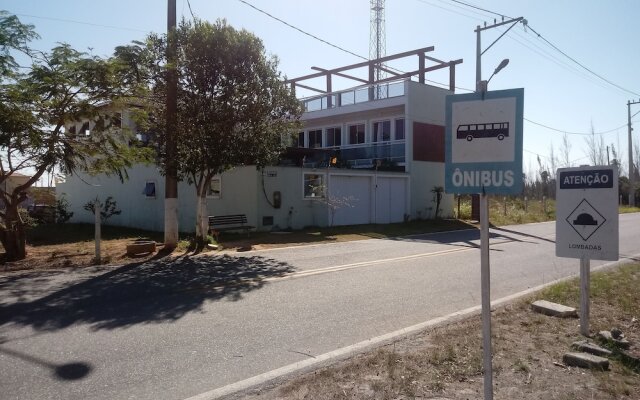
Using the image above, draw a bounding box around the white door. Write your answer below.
[329,175,372,226]
[375,177,407,224]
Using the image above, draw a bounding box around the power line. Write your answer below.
[446,0,508,19]
[522,25,640,98]
[186,0,196,20]
[237,0,635,138]
[441,0,640,97]
[14,13,148,33]
[237,0,366,61]
[524,118,632,136]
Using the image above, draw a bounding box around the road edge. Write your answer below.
[185,253,640,400]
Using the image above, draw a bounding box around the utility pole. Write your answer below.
[474,16,524,400]
[165,0,179,249]
[628,99,640,207]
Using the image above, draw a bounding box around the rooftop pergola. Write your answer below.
[286,46,463,106]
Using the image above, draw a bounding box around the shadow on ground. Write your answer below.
[0,253,294,331]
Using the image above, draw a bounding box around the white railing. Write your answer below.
[301,80,406,112]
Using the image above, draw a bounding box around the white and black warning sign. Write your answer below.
[555,166,619,261]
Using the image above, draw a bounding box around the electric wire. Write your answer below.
[441,0,640,97]
[237,0,634,137]
[237,0,366,61]
[14,13,148,33]
[11,4,635,139]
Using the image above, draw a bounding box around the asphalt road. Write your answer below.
[1,214,639,400]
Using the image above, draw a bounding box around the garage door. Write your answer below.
[329,175,372,226]
[376,177,408,224]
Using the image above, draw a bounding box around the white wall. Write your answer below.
[409,161,453,219]
[257,167,328,230]
[405,81,454,219]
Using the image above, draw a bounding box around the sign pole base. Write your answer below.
[480,193,493,400]
[580,257,590,337]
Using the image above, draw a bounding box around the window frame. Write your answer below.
[372,119,391,142]
[394,118,405,140]
[325,126,342,147]
[347,122,366,145]
[206,176,222,199]
[143,180,157,199]
[308,129,323,148]
[303,173,325,199]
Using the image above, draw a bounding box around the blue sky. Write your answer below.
[2,0,639,180]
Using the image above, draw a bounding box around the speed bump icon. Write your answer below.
[573,213,597,226]
[566,199,606,241]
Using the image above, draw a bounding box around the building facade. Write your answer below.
[57,48,462,232]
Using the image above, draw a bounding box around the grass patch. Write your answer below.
[245,264,640,400]
[539,263,640,316]
[26,223,164,246]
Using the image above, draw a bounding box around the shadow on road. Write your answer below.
[0,346,93,381]
[387,221,559,252]
[0,254,294,331]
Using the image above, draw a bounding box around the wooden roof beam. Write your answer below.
[286,46,435,83]
[310,67,369,84]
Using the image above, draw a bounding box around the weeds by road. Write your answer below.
[239,263,640,399]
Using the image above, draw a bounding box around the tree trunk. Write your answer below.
[0,204,27,261]
[195,189,208,246]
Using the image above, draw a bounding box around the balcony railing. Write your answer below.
[302,80,406,112]
[299,141,406,171]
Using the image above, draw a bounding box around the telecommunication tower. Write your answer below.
[370,0,386,97]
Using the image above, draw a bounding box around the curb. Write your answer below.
[185,253,640,400]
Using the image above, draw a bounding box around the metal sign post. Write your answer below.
[445,89,524,400]
[556,166,619,336]
[479,192,492,399]
[580,256,590,336]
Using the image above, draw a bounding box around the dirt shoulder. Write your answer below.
[1,219,476,272]
[235,264,640,400]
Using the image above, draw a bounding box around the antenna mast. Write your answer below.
[370,0,386,97]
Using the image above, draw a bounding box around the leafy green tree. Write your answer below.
[118,19,302,245]
[83,196,122,221]
[0,12,152,260]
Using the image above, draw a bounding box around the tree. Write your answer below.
[0,10,38,76]
[0,12,151,260]
[559,133,572,168]
[584,121,606,166]
[431,186,444,219]
[119,19,302,245]
[83,196,122,221]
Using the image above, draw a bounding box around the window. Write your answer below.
[297,132,305,147]
[308,129,322,148]
[81,121,90,136]
[373,120,391,142]
[143,181,156,198]
[207,177,221,198]
[67,125,76,135]
[348,123,365,144]
[303,173,325,198]
[112,113,122,129]
[326,127,341,147]
[395,118,405,140]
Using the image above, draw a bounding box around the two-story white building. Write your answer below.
[57,47,463,232]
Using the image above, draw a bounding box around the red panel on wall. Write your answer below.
[413,122,445,162]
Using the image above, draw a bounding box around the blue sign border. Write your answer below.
[445,88,524,195]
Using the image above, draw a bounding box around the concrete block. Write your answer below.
[597,331,631,349]
[563,352,609,370]
[571,340,612,357]
[126,241,156,256]
[531,300,578,318]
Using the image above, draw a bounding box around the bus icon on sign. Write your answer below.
[457,122,509,141]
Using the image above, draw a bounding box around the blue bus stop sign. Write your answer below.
[445,88,524,195]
